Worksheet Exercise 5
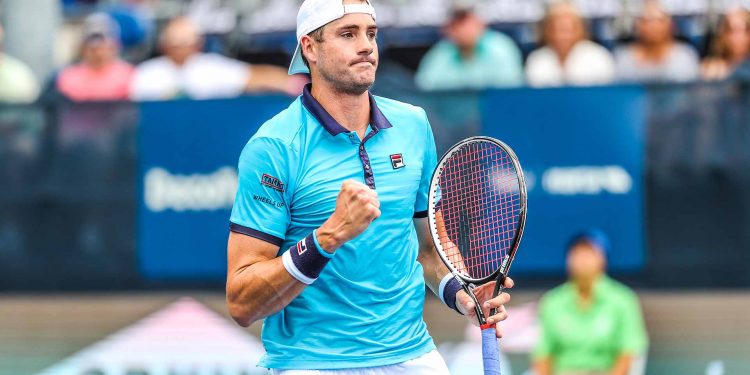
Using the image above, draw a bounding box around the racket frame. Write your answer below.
[427,136,528,324]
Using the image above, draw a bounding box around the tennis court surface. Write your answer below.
[1,291,747,375]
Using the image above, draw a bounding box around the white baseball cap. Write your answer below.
[288,0,377,75]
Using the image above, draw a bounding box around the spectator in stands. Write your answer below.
[56,13,135,101]
[415,5,524,91]
[525,1,616,87]
[130,17,305,100]
[533,229,648,375]
[0,22,40,103]
[702,7,750,81]
[614,0,700,83]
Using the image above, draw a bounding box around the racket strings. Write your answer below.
[437,141,522,280]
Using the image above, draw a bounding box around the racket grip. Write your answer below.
[481,325,501,375]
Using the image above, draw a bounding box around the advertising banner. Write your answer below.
[480,86,646,273]
[139,96,292,279]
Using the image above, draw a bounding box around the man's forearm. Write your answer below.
[610,354,634,375]
[533,358,552,375]
[418,242,452,296]
[227,256,307,327]
[414,218,453,296]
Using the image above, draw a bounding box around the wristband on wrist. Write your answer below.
[438,273,464,315]
[281,231,334,285]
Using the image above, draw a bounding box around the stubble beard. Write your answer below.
[318,61,375,96]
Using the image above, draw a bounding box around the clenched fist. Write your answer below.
[316,180,380,253]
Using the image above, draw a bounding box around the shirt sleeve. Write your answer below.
[616,291,649,354]
[487,33,524,87]
[229,136,294,246]
[674,44,701,82]
[130,62,172,101]
[415,41,456,91]
[532,294,557,360]
[185,54,250,99]
[414,109,437,218]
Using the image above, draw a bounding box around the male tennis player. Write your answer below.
[226,0,513,373]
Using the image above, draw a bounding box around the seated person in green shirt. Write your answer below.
[415,6,524,91]
[533,229,648,375]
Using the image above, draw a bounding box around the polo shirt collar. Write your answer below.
[301,83,392,136]
[564,275,610,306]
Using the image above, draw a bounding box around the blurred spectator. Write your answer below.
[526,1,616,87]
[0,22,40,103]
[56,13,135,101]
[702,7,750,81]
[130,17,305,101]
[415,6,524,91]
[532,229,648,375]
[614,1,700,83]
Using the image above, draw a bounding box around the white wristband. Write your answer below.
[282,251,316,285]
[438,273,454,305]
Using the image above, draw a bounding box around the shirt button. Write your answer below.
[365,164,370,170]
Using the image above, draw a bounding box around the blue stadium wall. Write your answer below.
[1,82,749,290]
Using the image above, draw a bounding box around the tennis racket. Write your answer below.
[427,136,527,375]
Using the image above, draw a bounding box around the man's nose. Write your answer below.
[356,33,375,55]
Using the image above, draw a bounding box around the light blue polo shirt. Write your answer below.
[229,84,438,369]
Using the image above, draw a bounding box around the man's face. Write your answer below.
[566,242,605,283]
[82,37,118,68]
[546,8,582,54]
[637,6,673,45]
[304,12,378,95]
[163,36,201,65]
[160,20,202,65]
[445,13,484,51]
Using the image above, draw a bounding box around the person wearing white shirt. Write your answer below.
[613,1,700,84]
[130,17,306,101]
[525,2,616,87]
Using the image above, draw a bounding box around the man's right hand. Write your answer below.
[316,180,380,253]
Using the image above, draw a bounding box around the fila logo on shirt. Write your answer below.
[390,154,405,169]
[296,239,308,255]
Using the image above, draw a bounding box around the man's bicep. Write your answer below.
[413,218,435,253]
[227,231,280,275]
[414,217,450,296]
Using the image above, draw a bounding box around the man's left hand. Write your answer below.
[456,277,514,338]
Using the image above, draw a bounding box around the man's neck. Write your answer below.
[311,81,371,139]
[573,274,602,303]
[459,45,476,60]
[638,40,673,62]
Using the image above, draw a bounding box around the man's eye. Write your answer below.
[342,32,354,38]
[368,32,377,39]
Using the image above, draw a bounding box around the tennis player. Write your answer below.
[226,0,513,373]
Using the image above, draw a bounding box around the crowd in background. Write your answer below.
[0,0,750,103]
[417,0,750,90]
[0,1,662,375]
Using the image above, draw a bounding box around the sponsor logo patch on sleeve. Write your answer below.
[261,173,285,192]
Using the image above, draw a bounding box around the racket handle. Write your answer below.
[481,325,501,375]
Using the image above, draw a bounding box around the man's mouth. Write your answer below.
[351,59,376,66]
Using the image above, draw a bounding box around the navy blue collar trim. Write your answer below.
[301,84,393,136]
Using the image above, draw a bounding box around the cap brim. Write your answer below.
[288,43,309,75]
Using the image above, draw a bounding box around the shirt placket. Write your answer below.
[348,127,378,190]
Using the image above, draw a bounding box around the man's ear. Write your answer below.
[300,35,318,67]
